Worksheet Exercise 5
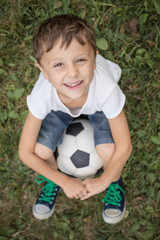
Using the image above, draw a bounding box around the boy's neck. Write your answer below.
[58,93,88,109]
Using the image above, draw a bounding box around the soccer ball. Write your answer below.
[57,118,103,179]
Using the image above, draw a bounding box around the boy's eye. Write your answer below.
[76,58,87,63]
[54,63,63,68]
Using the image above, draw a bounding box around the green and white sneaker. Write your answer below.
[102,178,126,224]
[33,175,60,220]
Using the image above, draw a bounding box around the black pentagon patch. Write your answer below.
[54,148,58,159]
[66,122,84,137]
[71,150,89,168]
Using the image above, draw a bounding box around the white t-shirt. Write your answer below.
[27,54,125,120]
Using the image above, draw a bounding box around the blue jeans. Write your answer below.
[37,111,114,152]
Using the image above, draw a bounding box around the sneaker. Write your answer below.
[33,175,60,220]
[102,178,126,224]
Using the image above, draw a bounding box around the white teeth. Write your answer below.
[65,81,82,87]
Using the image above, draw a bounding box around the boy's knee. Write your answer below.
[96,143,115,163]
[35,143,53,160]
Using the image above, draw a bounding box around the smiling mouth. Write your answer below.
[64,80,83,88]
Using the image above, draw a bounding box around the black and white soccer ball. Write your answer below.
[57,118,103,179]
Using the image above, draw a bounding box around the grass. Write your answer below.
[0,0,160,239]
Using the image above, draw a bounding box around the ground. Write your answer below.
[0,0,160,239]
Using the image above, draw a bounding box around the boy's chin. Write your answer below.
[59,92,87,107]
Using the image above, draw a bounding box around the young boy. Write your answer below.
[19,14,132,224]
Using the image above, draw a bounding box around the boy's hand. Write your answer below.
[81,177,106,200]
[62,177,88,199]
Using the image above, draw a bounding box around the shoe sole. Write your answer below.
[102,206,126,224]
[32,202,55,220]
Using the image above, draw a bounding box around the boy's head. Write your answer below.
[33,14,96,64]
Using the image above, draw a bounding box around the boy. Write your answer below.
[19,14,132,224]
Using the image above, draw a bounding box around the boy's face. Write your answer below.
[36,38,96,106]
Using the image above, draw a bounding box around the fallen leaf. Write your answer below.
[136,196,143,200]
[126,18,139,35]
[120,24,125,34]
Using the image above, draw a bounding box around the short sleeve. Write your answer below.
[96,54,122,83]
[27,74,52,120]
[27,93,49,120]
[102,86,126,119]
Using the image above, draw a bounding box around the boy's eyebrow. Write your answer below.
[48,54,90,63]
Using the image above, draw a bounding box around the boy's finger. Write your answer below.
[80,192,93,201]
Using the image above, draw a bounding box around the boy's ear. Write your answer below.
[34,62,49,80]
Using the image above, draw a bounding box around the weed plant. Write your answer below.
[0,0,160,239]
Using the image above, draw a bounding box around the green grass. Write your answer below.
[0,0,160,239]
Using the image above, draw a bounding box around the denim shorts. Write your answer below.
[37,110,114,152]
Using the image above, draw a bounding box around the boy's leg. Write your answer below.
[35,143,58,170]
[88,112,126,224]
[88,111,115,171]
[33,110,73,220]
[32,144,60,220]
[95,143,115,172]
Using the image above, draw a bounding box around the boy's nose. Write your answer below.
[67,64,78,78]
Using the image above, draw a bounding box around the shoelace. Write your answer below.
[102,183,124,206]
[35,175,58,203]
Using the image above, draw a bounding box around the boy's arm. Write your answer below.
[81,110,132,200]
[19,111,87,199]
